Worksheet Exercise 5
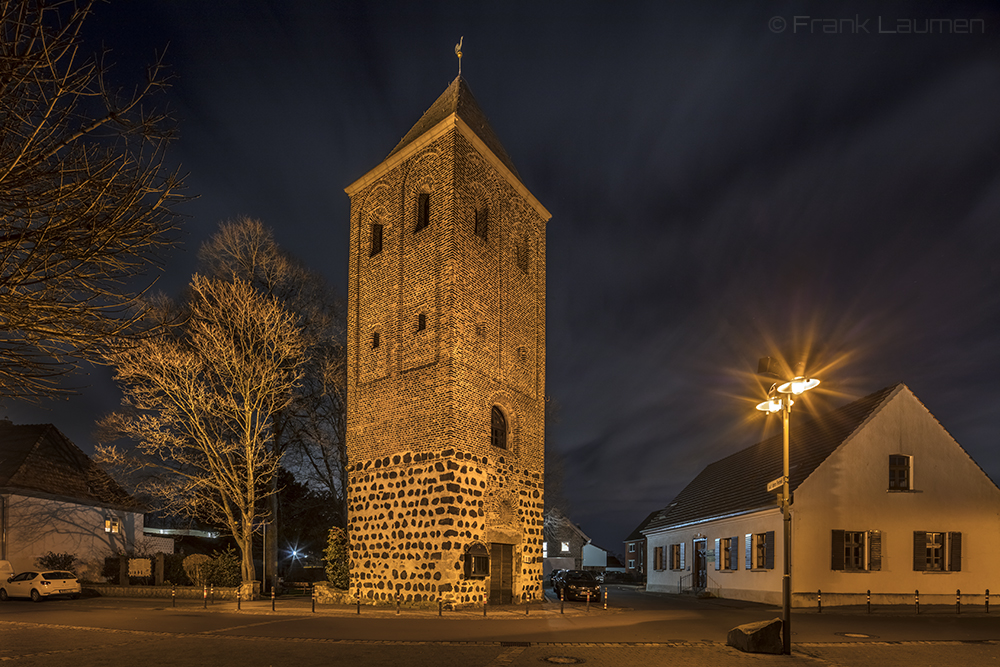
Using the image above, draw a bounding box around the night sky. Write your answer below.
[5,1,1000,555]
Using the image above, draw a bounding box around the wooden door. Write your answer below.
[694,539,707,589]
[489,543,513,604]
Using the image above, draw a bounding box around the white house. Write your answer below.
[643,384,1000,606]
[0,420,161,580]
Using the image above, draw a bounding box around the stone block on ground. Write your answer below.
[727,617,783,654]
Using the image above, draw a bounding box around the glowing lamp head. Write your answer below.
[777,376,820,395]
[756,396,784,413]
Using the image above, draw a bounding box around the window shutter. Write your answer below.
[745,534,753,570]
[949,532,962,572]
[831,530,845,571]
[764,531,775,569]
[913,531,925,571]
[679,542,686,570]
[730,537,739,570]
[868,530,882,571]
[714,538,721,571]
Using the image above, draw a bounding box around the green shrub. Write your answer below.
[323,527,349,589]
[201,547,241,587]
[36,551,76,571]
[163,553,191,586]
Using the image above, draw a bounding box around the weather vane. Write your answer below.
[455,36,463,76]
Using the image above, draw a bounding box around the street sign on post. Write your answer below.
[767,476,785,493]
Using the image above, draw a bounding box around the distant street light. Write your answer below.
[756,358,820,656]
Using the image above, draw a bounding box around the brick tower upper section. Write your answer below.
[344,78,550,604]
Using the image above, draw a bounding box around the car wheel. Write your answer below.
[0,588,7,601]
[30,589,41,603]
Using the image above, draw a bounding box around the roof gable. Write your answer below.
[625,509,660,542]
[386,76,522,181]
[0,421,141,511]
[644,384,901,533]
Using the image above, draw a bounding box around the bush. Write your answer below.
[163,553,191,586]
[201,548,241,587]
[323,527,349,589]
[36,551,76,571]
[183,554,211,586]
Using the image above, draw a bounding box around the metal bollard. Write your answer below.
[818,589,822,613]
[237,588,241,611]
[560,586,564,614]
[957,589,961,614]
[915,589,919,614]
[987,589,990,614]
[867,589,871,614]
[271,586,275,612]
[172,585,176,608]
[604,586,608,611]
[586,590,591,612]
[357,593,361,615]
[203,585,207,609]
[439,599,443,616]
[311,585,316,613]
[396,593,400,615]
[483,595,487,617]
[211,584,214,605]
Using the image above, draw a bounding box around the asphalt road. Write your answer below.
[1,585,998,666]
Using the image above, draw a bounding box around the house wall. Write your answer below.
[543,519,588,571]
[2,494,142,581]
[624,538,645,576]
[646,388,1000,607]
[582,543,607,569]
[794,388,1000,601]
[645,509,783,604]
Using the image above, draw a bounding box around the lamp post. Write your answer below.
[756,359,819,656]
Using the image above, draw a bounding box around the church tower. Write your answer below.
[344,77,549,605]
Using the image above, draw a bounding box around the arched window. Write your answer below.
[464,542,489,579]
[491,406,507,449]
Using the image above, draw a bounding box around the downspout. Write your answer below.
[1,495,6,560]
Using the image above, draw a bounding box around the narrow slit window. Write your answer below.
[417,313,426,331]
[415,193,430,232]
[491,406,507,449]
[517,234,529,273]
[372,332,380,349]
[369,223,383,256]
[474,206,488,241]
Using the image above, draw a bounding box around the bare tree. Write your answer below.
[198,218,347,590]
[0,0,186,398]
[198,219,347,506]
[96,276,304,586]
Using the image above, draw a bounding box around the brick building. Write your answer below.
[344,77,550,606]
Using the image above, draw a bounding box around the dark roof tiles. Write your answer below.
[0,421,141,511]
[644,384,901,533]
[387,76,522,181]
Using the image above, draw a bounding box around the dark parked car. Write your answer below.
[554,570,601,601]
[548,569,566,588]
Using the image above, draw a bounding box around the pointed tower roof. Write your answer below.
[387,77,522,181]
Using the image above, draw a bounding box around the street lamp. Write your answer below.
[756,359,819,656]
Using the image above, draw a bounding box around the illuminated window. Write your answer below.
[105,517,121,534]
[491,406,507,449]
[560,541,570,553]
[889,455,910,490]
[415,193,430,232]
[542,542,548,558]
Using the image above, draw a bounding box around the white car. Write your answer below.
[0,570,81,602]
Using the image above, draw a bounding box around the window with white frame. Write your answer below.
[831,530,882,571]
[913,531,961,572]
[628,543,635,553]
[745,532,775,570]
[715,537,737,571]
[560,541,570,553]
